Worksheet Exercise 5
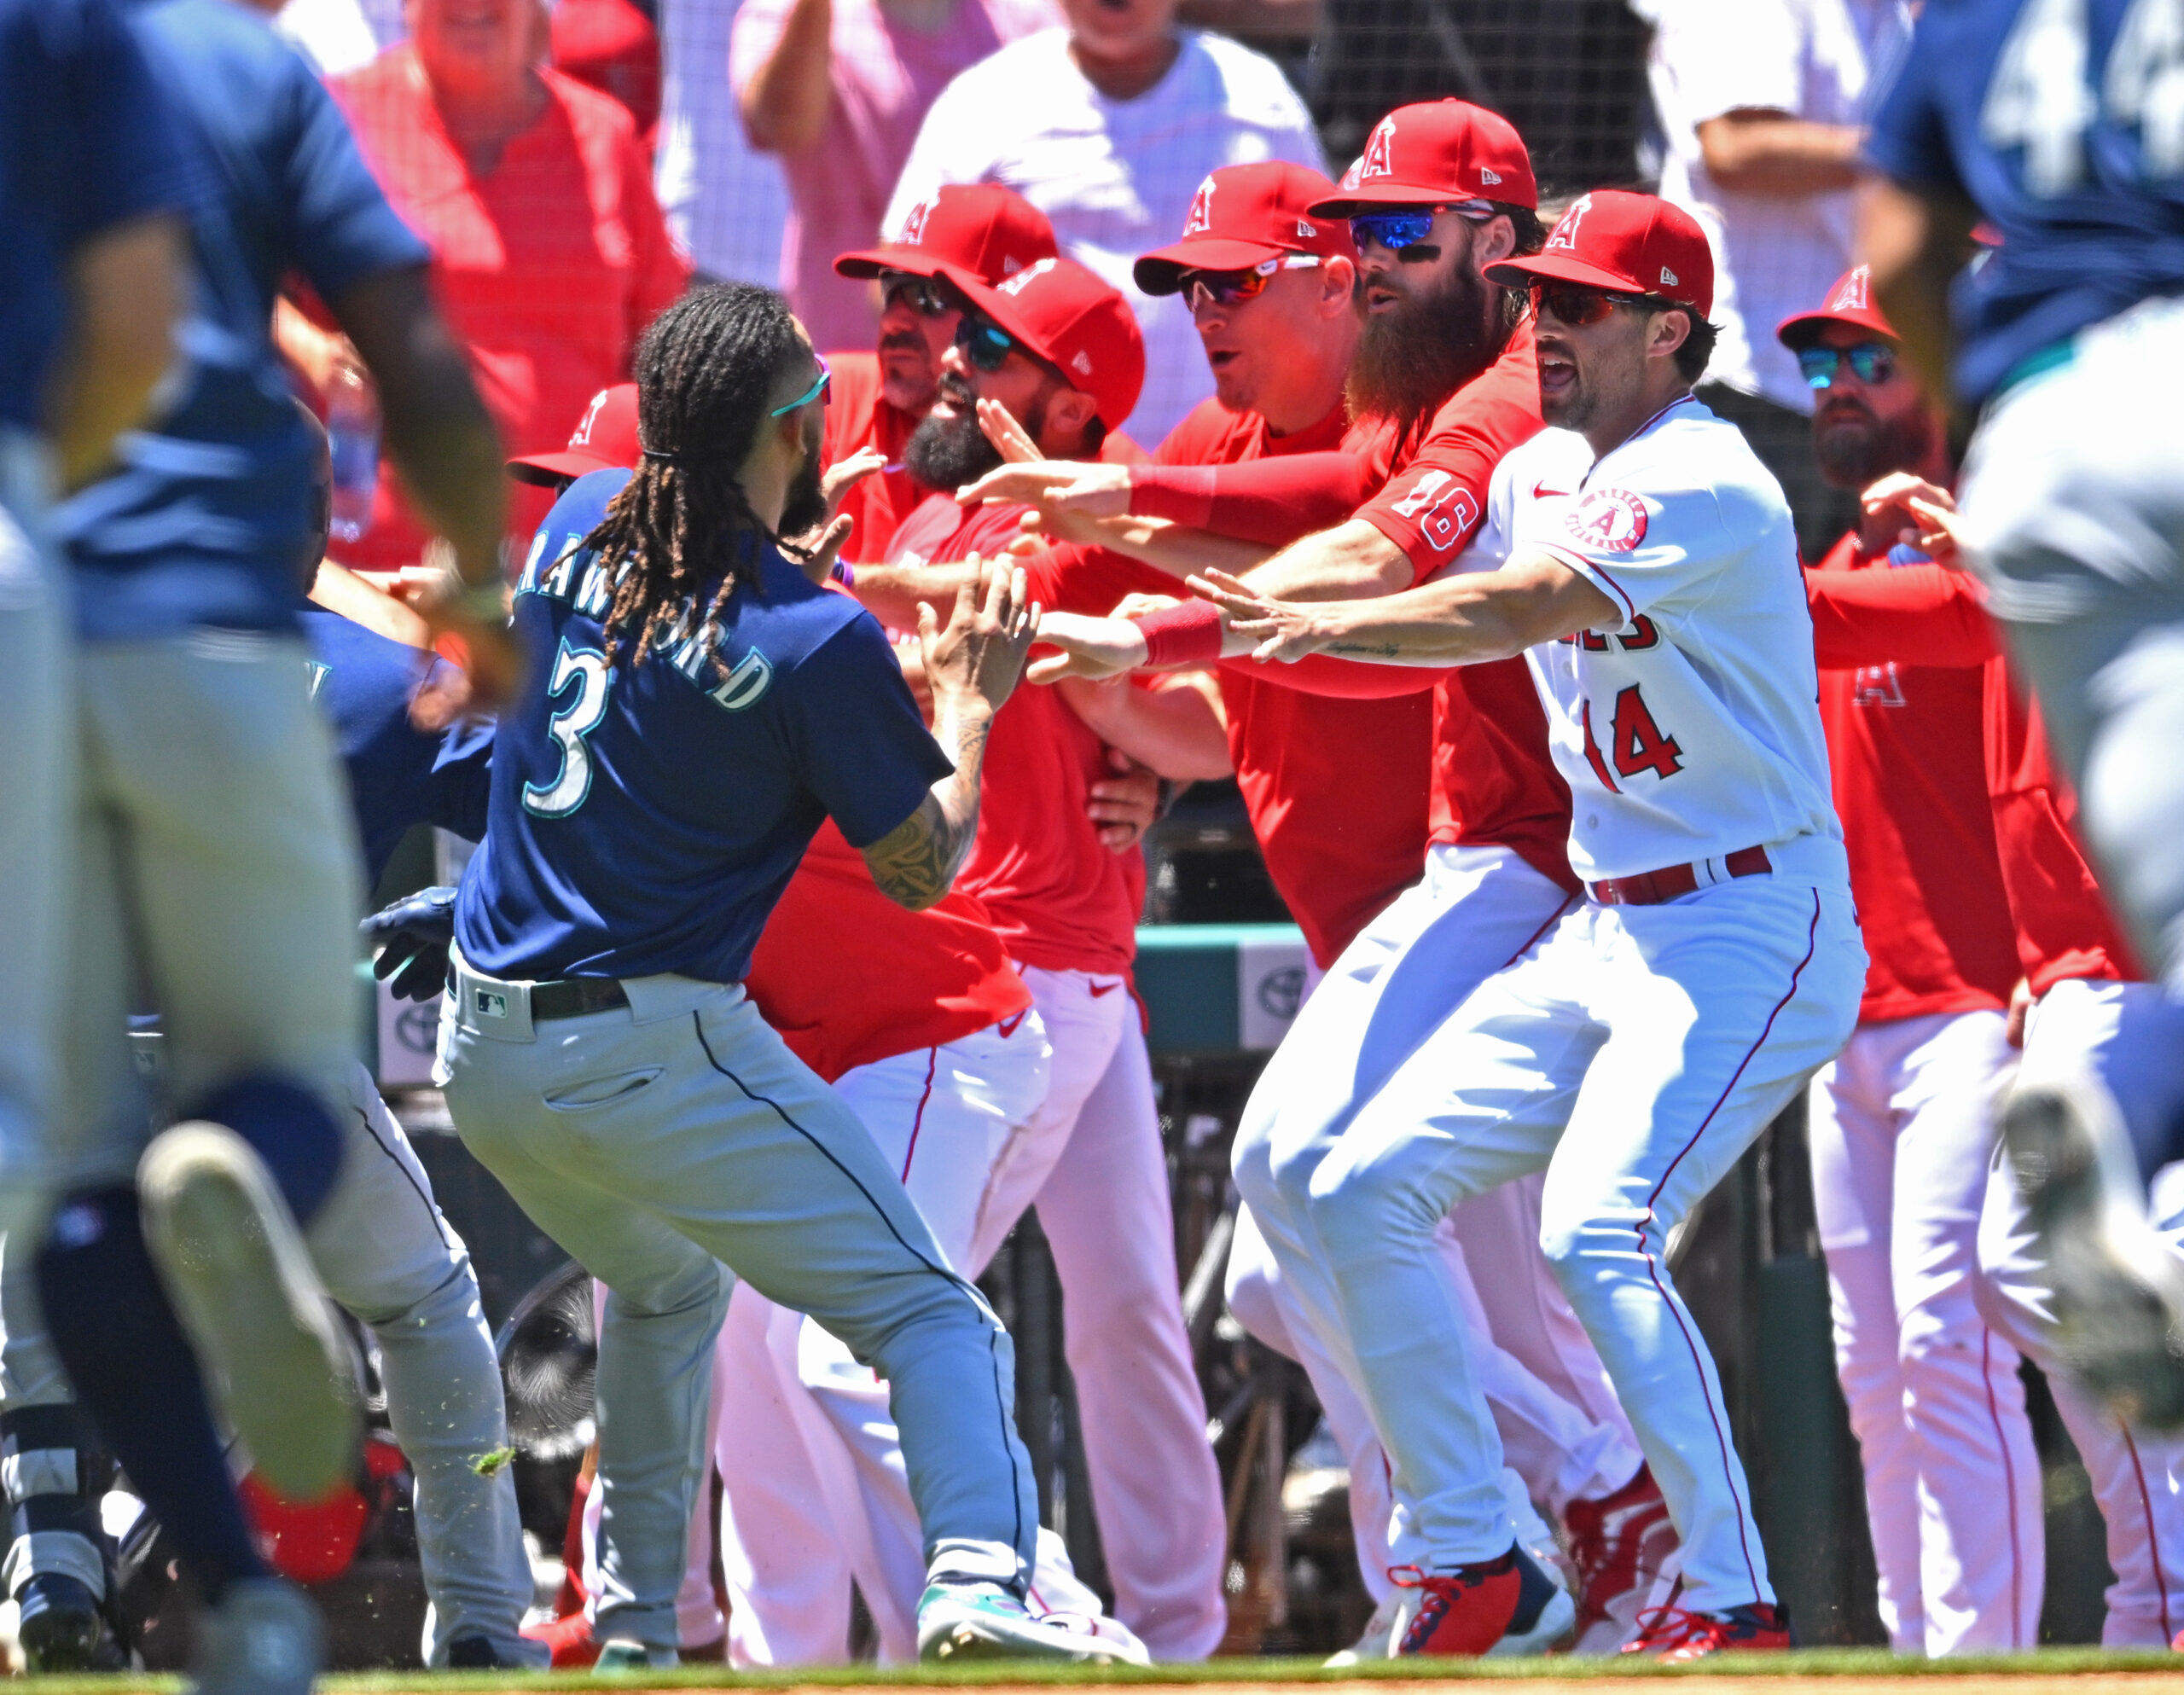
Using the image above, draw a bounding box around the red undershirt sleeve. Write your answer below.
[1805,565,2000,670]
[1129,452,1373,545]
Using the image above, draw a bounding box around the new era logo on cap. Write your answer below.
[1481,167,1501,185]
[1072,349,1094,375]
[1660,266,1678,287]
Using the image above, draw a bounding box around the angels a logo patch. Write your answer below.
[899,198,935,246]
[1828,264,1872,314]
[1359,116,1396,179]
[1185,177,1217,235]
[1546,194,1591,253]
[1565,486,1648,553]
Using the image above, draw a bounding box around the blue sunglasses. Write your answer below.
[1799,342,1895,390]
[1348,204,1491,259]
[770,354,833,417]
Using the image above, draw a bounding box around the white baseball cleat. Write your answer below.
[2003,1074,2184,1430]
[1324,1595,1400,1665]
[190,1576,322,1695]
[915,1581,1149,1664]
[138,1123,360,1501]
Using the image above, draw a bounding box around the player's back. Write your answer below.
[457,469,949,985]
[1866,0,2184,403]
[62,0,426,637]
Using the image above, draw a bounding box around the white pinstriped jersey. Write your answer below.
[1477,393,1846,885]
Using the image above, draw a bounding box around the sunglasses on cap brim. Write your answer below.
[1349,202,1494,259]
[879,270,957,318]
[1528,282,1664,327]
[1176,253,1324,308]
[769,354,832,416]
[1799,341,1897,389]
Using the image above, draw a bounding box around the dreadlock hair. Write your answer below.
[584,282,816,674]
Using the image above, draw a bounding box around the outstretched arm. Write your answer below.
[861,560,1037,909]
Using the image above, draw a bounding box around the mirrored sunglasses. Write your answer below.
[1348,203,1492,259]
[880,271,956,318]
[1177,253,1324,309]
[1799,342,1896,390]
[954,316,1022,372]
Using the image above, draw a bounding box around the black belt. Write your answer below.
[531,977,630,1021]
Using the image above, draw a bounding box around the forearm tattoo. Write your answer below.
[864,710,990,909]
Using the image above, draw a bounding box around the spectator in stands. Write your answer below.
[654,0,792,288]
[732,0,1060,352]
[553,0,664,152]
[886,0,1324,442]
[1638,0,1909,557]
[292,0,688,574]
[274,0,400,76]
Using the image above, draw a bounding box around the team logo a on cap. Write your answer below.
[1185,177,1217,236]
[1359,116,1397,180]
[1546,194,1591,253]
[570,388,611,447]
[1830,265,1872,313]
[899,197,935,247]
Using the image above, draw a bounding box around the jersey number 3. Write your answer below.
[1581,683,1685,792]
[524,640,613,819]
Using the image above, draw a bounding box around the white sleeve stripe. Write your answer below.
[1538,543,1635,623]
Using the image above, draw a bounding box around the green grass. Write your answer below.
[21,1648,2184,1693]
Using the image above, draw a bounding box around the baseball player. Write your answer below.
[1860,0,2184,1416]
[0,0,190,1669]
[971,154,1670,1655]
[1167,190,1867,1657]
[26,3,515,1690]
[438,283,1104,1669]
[1805,496,2184,1647]
[1780,270,2041,1655]
[495,384,1145,1668]
[841,257,1231,1660]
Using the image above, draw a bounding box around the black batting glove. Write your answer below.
[360,885,457,1002]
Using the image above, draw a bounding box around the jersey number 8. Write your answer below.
[524,640,613,819]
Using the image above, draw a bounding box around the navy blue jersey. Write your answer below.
[302,609,494,888]
[1866,0,2184,403]
[58,0,427,641]
[456,471,950,985]
[0,0,196,433]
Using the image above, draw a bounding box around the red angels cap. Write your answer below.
[945,256,1146,430]
[834,183,1059,285]
[1309,100,1536,218]
[1485,189,1715,317]
[508,383,639,485]
[1775,264,1898,351]
[1133,162,1356,295]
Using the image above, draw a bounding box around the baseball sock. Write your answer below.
[35,1187,268,1603]
[190,1071,344,1227]
[1,1402,111,1601]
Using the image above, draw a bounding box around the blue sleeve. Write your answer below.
[785,615,954,850]
[276,49,428,300]
[427,714,496,844]
[1862,15,1960,193]
[48,0,201,246]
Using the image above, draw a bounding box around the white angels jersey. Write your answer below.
[1475,394,1847,887]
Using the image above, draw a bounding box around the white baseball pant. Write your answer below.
[0,1062,540,1665]
[956,966,1228,1660]
[0,431,63,1236]
[1809,1008,2042,1654]
[439,962,1042,1651]
[1270,876,1864,1610]
[1977,977,2184,1647]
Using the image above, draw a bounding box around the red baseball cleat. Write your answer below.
[522,1609,603,1669]
[1563,1462,1678,1652]
[1391,1545,1569,1657]
[1622,1601,1790,1661]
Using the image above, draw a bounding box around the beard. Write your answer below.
[1347,262,1507,434]
[778,409,831,537]
[1812,401,1935,491]
[903,375,1053,491]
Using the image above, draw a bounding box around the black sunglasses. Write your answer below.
[954,316,1024,372]
[1530,283,1656,327]
[880,271,956,318]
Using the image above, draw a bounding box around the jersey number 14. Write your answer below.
[1581,684,1685,792]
